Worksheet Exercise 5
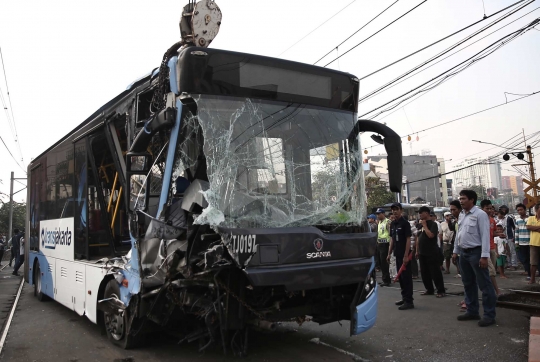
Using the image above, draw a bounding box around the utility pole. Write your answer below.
[8,172,13,243]
[7,171,28,243]
[523,145,539,209]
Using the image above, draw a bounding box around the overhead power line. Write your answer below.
[278,0,358,57]
[407,132,540,185]
[358,0,535,106]
[362,90,540,152]
[370,5,540,123]
[0,135,26,173]
[0,46,24,165]
[322,0,429,67]
[313,0,400,65]
[359,17,540,119]
[357,0,531,82]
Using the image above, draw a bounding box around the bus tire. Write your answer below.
[103,279,141,349]
[34,264,49,302]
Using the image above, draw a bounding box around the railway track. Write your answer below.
[497,289,540,314]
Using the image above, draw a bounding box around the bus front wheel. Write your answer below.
[34,264,49,302]
[103,279,141,349]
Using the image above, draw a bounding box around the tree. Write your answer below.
[366,177,395,213]
[0,201,26,236]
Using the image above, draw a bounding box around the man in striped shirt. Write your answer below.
[515,203,531,280]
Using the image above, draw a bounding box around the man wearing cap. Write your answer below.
[441,211,456,275]
[387,203,414,310]
[376,209,391,287]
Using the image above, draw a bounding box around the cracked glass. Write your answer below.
[173,95,366,229]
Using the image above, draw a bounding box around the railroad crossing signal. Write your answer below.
[522,145,539,209]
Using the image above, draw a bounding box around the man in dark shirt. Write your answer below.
[387,203,414,310]
[9,229,21,268]
[417,206,446,297]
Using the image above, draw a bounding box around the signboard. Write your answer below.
[39,217,74,261]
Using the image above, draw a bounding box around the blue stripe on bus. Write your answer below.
[168,56,179,94]
[157,100,182,217]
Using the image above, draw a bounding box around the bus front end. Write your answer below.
[108,47,403,353]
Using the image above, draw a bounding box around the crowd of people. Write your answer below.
[368,191,540,327]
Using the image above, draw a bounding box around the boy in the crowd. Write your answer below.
[495,224,510,279]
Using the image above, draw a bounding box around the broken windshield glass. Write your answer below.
[173,95,366,229]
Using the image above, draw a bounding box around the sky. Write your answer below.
[1,0,539,202]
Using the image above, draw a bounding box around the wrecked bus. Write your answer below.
[24,0,403,355]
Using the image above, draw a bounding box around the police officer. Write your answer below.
[376,208,391,287]
[387,203,414,310]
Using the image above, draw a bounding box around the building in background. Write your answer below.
[501,175,524,196]
[446,178,454,203]
[453,158,502,198]
[438,158,449,205]
[367,155,448,206]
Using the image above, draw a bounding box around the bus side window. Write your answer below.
[86,133,115,258]
[55,143,73,219]
[74,139,88,260]
[29,161,44,252]
[46,153,56,220]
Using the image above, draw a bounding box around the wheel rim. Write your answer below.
[36,270,42,294]
[104,293,125,341]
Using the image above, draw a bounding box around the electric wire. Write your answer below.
[359,19,540,119]
[313,0,400,65]
[0,46,24,164]
[358,0,530,82]
[405,132,540,184]
[278,0,358,57]
[362,90,540,153]
[0,85,16,137]
[359,0,535,107]
[322,0,429,67]
[400,132,532,181]
[361,2,537,111]
[369,5,540,124]
[0,135,26,173]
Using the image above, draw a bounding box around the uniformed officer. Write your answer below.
[387,203,414,310]
[376,208,391,287]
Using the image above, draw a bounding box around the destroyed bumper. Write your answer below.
[244,257,373,291]
[352,283,378,335]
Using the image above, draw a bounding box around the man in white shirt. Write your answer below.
[452,190,496,327]
[441,212,455,274]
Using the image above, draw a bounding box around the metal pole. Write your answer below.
[8,171,13,243]
[433,166,437,206]
[527,145,538,203]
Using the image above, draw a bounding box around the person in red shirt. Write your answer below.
[480,200,500,295]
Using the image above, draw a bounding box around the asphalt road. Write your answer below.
[0,266,532,362]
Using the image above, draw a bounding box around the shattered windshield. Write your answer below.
[173,95,366,229]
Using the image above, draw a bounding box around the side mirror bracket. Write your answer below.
[348,119,403,193]
[126,152,152,211]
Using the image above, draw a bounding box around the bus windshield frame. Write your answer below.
[172,94,366,229]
